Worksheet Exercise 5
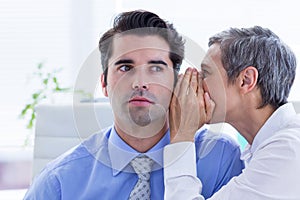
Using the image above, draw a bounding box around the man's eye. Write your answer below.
[150,66,163,72]
[119,65,132,72]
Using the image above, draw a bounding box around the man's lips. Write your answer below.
[129,97,154,106]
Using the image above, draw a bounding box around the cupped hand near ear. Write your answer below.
[169,67,215,143]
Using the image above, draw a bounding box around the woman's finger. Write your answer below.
[173,74,184,99]
[190,69,198,97]
[204,92,215,123]
[180,67,193,96]
[197,72,204,97]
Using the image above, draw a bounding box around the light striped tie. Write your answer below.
[129,156,154,200]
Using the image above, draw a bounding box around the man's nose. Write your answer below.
[132,69,149,90]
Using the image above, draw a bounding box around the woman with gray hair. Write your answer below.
[165,26,300,200]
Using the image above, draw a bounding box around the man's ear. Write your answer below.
[101,73,108,97]
[238,66,258,94]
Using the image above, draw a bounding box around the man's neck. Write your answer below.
[114,122,169,153]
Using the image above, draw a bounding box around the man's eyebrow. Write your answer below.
[148,60,168,67]
[114,59,134,65]
[114,59,168,67]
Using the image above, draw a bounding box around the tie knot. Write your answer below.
[130,156,153,180]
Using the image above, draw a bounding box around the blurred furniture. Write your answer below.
[32,100,113,178]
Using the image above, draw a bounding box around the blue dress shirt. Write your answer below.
[24,126,244,200]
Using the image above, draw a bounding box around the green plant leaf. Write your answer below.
[53,77,58,84]
[43,78,48,85]
[21,62,72,131]
[32,92,41,99]
[20,104,31,117]
[37,63,43,69]
[27,112,36,129]
[55,87,61,91]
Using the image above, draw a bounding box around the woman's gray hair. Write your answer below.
[209,26,297,108]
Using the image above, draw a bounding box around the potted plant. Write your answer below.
[19,63,72,145]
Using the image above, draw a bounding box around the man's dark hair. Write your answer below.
[99,10,185,85]
[209,26,297,108]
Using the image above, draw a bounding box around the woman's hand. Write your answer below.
[169,68,215,143]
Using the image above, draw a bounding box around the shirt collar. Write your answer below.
[241,103,296,163]
[108,126,170,176]
[240,144,252,165]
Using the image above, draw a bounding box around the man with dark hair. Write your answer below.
[164,26,300,199]
[24,10,244,199]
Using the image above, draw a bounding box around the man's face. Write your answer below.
[201,43,239,123]
[102,34,174,137]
